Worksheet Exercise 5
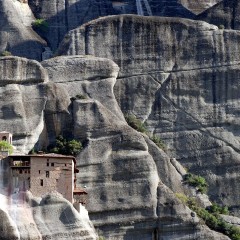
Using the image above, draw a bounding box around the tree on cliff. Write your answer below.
[0,141,13,154]
[50,135,82,156]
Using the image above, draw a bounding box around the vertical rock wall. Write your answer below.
[57,15,240,215]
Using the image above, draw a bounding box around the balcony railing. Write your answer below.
[11,161,30,167]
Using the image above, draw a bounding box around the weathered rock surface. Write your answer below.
[0,192,97,240]
[196,0,240,30]
[0,0,46,60]
[28,0,114,51]
[40,55,230,239]
[57,15,240,216]
[0,14,239,238]
[112,0,195,18]
[0,57,48,153]
[179,0,221,14]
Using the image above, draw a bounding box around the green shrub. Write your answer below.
[176,192,240,240]
[183,173,208,193]
[175,192,189,204]
[124,114,147,133]
[32,19,49,32]
[1,51,12,56]
[0,140,13,154]
[207,203,229,215]
[50,135,82,156]
[150,134,166,151]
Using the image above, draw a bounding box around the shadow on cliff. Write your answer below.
[10,39,46,61]
[28,0,114,51]
[28,0,195,52]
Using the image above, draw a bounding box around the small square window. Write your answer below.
[47,163,49,166]
[39,170,41,174]
[51,163,54,167]
[19,170,22,174]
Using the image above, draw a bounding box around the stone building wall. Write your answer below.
[30,156,74,202]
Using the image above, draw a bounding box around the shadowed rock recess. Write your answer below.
[0,0,46,60]
[196,0,240,30]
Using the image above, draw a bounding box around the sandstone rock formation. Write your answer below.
[196,0,240,30]
[28,0,114,51]
[0,56,48,153]
[179,0,221,14]
[1,6,240,239]
[0,192,97,240]
[0,0,46,60]
[112,0,195,18]
[57,15,240,217]
[40,55,230,239]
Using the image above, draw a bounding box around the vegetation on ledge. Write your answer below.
[32,19,49,32]
[176,193,240,240]
[124,114,166,151]
[183,173,208,194]
[50,135,83,156]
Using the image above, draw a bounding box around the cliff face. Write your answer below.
[179,0,221,14]
[57,15,240,216]
[28,0,114,51]
[196,0,240,30]
[112,0,195,18]
[41,55,229,239]
[1,1,240,239]
[0,0,46,60]
[0,55,230,239]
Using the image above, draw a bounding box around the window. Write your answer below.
[46,171,49,178]
[56,179,58,182]
[40,179,43,186]
[19,170,22,174]
[51,163,54,167]
[47,159,49,166]
[39,170,41,174]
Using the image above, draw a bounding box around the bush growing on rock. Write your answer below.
[183,173,208,193]
[207,202,229,215]
[176,193,240,240]
[50,135,82,156]
[124,114,147,133]
[125,114,166,150]
[0,51,12,56]
[150,135,166,151]
[32,19,49,32]
[0,140,13,154]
